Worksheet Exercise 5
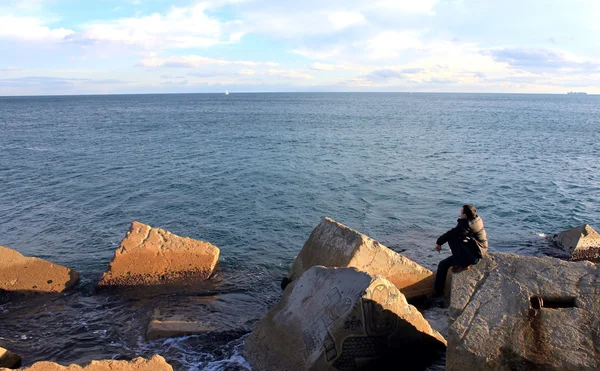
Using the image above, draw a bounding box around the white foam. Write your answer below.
[203,348,252,371]
[537,233,546,238]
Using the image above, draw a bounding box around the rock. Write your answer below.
[0,355,172,370]
[551,224,600,262]
[0,246,79,294]
[245,266,446,371]
[447,253,600,371]
[285,217,435,300]
[98,222,220,287]
[0,347,21,369]
[146,292,260,340]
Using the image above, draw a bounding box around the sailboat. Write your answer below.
[225,89,229,95]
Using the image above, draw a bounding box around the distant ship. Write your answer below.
[225,90,229,95]
[567,91,587,95]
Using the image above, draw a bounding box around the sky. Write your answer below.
[1,0,599,95]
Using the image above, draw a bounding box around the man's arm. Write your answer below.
[436,219,470,247]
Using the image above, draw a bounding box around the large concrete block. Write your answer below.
[0,347,21,369]
[98,222,219,287]
[285,217,434,300]
[245,266,446,371]
[447,253,600,371]
[0,355,172,371]
[0,246,79,294]
[551,224,600,262]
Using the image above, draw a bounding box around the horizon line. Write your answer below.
[0,91,595,98]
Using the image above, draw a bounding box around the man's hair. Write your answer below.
[462,204,477,218]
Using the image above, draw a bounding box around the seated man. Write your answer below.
[433,204,488,296]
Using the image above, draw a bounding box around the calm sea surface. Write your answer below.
[1,93,599,370]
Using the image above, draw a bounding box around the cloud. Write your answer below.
[365,69,403,81]
[401,68,424,74]
[363,67,425,82]
[66,3,244,49]
[0,16,74,41]
[428,77,453,84]
[0,67,23,72]
[0,76,129,87]
[488,48,600,72]
[370,0,438,14]
[266,69,314,80]
[309,62,358,71]
[365,31,422,59]
[138,55,279,68]
[328,12,366,30]
[293,47,343,60]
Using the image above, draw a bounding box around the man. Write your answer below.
[433,204,488,296]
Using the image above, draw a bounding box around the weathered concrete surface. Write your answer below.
[551,224,600,262]
[0,246,79,294]
[448,253,600,371]
[0,347,21,369]
[286,217,435,300]
[98,222,219,287]
[0,355,172,371]
[245,266,446,371]
[146,292,260,340]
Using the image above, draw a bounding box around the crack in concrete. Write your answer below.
[139,226,152,248]
[459,296,494,343]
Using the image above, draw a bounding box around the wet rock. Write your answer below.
[285,217,435,300]
[0,347,21,369]
[245,266,446,371]
[0,355,172,370]
[146,292,258,340]
[98,222,219,287]
[0,245,79,294]
[448,253,600,371]
[551,224,600,262]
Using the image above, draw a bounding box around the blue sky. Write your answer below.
[1,0,599,95]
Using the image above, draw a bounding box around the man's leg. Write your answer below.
[434,255,455,295]
[448,239,477,267]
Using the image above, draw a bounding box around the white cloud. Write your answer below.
[0,16,74,41]
[309,62,361,71]
[72,3,243,49]
[365,31,422,59]
[309,62,336,71]
[327,12,366,30]
[138,55,279,68]
[293,47,343,60]
[371,0,438,14]
[266,69,314,80]
[0,67,23,72]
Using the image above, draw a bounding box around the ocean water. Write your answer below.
[0,93,599,370]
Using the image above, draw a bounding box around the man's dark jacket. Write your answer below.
[436,216,488,256]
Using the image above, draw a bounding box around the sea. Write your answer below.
[0,93,599,370]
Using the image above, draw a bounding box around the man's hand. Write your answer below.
[435,244,441,253]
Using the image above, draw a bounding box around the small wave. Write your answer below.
[537,233,546,238]
[203,348,251,371]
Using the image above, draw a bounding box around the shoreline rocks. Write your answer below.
[245,266,446,371]
[0,355,172,371]
[447,253,600,370]
[0,246,79,295]
[284,217,435,300]
[0,347,21,369]
[98,222,220,287]
[551,224,600,262]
